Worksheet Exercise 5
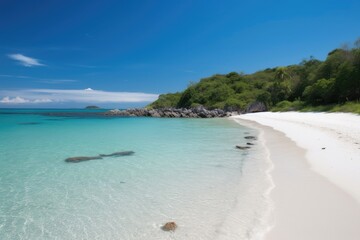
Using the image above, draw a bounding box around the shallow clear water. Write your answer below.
[0,110,272,240]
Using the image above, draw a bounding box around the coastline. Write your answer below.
[232,112,360,239]
[215,118,275,240]
[0,113,277,239]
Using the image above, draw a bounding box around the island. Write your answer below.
[85,105,101,109]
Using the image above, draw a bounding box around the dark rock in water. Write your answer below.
[244,136,257,140]
[245,101,267,113]
[65,151,135,163]
[161,222,177,231]
[247,142,255,145]
[99,151,135,157]
[18,122,42,125]
[65,156,103,163]
[236,145,251,150]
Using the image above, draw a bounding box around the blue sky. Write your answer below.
[1,0,359,108]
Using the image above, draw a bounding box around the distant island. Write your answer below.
[85,105,101,109]
[148,38,360,114]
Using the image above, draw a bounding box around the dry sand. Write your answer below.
[232,112,360,240]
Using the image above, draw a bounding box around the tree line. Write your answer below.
[148,39,360,111]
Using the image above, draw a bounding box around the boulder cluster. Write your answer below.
[104,106,238,118]
[235,135,257,150]
[245,101,267,113]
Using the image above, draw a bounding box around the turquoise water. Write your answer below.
[0,110,272,240]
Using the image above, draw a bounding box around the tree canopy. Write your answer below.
[148,39,360,111]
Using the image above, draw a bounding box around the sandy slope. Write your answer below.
[232,112,360,240]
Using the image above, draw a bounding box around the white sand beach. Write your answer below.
[232,112,360,240]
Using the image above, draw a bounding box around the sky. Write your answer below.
[0,0,359,108]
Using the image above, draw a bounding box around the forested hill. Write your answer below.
[148,39,360,112]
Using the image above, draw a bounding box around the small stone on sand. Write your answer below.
[161,222,177,231]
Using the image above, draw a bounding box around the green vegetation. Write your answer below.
[271,100,305,112]
[147,92,182,109]
[148,39,360,113]
[271,100,360,114]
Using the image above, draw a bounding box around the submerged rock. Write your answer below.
[65,151,135,163]
[99,151,135,157]
[161,222,177,231]
[236,145,251,150]
[65,156,103,163]
[244,136,257,140]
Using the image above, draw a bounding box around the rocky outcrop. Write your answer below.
[161,222,177,231]
[104,106,238,118]
[245,101,267,113]
[41,106,240,118]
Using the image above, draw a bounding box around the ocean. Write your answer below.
[0,109,273,240]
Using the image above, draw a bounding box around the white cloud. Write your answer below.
[0,96,30,103]
[0,96,53,104]
[7,53,45,67]
[84,88,93,91]
[33,98,53,103]
[0,89,159,104]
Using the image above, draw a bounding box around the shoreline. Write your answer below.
[232,112,360,239]
[215,118,275,240]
